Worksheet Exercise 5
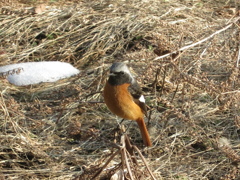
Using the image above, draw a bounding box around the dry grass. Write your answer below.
[0,0,240,179]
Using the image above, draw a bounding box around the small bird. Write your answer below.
[103,62,152,146]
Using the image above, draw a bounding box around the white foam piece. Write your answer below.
[0,61,80,86]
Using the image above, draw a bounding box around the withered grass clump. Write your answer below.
[0,0,240,179]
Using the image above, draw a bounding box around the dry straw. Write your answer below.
[0,0,240,179]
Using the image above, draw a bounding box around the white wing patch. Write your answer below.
[139,95,145,103]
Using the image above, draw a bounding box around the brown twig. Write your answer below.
[121,135,135,180]
[154,16,240,61]
[91,149,121,180]
[133,146,157,180]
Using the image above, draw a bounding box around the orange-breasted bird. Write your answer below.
[103,62,152,146]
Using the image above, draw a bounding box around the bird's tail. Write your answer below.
[136,118,152,146]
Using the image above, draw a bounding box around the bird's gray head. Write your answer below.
[110,62,131,74]
[108,62,134,85]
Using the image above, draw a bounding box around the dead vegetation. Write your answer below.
[0,0,240,179]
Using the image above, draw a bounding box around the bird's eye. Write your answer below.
[119,71,124,75]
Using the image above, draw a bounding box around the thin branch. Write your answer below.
[121,135,135,180]
[91,149,121,180]
[154,16,240,61]
[133,145,157,180]
[236,45,240,68]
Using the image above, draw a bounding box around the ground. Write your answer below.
[0,0,240,179]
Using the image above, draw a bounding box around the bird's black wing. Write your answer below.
[128,81,147,116]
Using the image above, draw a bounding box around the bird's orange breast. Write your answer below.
[103,82,144,121]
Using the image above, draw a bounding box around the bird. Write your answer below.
[103,62,152,146]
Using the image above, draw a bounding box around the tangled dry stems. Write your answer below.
[0,0,240,179]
